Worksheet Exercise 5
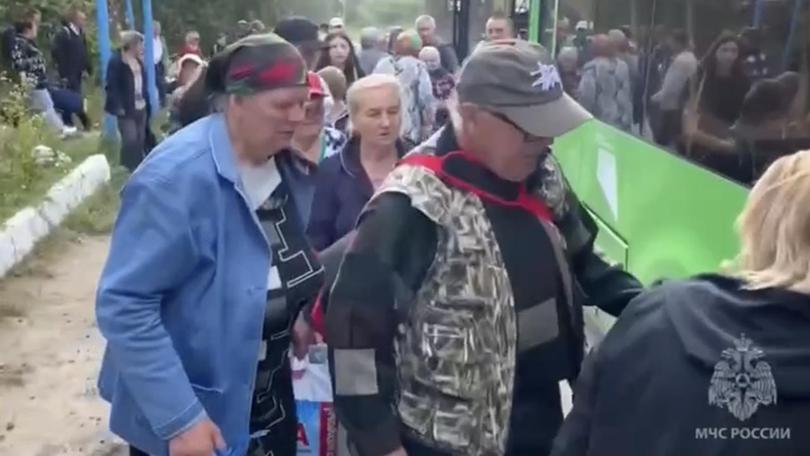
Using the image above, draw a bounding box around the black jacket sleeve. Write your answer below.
[105,58,123,116]
[306,165,340,251]
[555,176,643,317]
[549,348,600,456]
[51,29,68,78]
[325,192,437,456]
[83,34,92,75]
[439,43,459,73]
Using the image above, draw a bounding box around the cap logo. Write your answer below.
[531,62,562,92]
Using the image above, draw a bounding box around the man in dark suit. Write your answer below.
[52,6,91,129]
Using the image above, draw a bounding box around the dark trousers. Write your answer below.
[61,109,90,129]
[59,77,90,129]
[129,447,148,456]
[655,109,683,147]
[246,334,298,456]
[50,87,90,129]
[118,109,148,172]
[156,62,167,107]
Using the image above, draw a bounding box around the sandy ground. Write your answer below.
[0,235,126,456]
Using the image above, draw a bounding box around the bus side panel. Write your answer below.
[554,121,749,285]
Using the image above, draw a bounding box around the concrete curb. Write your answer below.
[0,154,111,278]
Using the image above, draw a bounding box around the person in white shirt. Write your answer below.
[152,21,169,106]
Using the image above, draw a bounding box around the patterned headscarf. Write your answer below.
[206,33,307,95]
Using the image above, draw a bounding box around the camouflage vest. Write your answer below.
[374,158,574,455]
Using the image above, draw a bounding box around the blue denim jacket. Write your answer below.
[96,114,303,455]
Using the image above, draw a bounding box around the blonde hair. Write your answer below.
[120,30,144,51]
[736,150,810,294]
[346,73,400,116]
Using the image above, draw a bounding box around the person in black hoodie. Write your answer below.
[552,149,810,456]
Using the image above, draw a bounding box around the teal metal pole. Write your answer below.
[125,0,135,28]
[96,0,117,138]
[142,0,160,116]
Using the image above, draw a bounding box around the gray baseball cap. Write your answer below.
[457,39,592,138]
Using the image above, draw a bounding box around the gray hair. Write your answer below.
[608,29,627,45]
[120,30,144,51]
[415,15,436,29]
[346,74,400,115]
[360,27,381,50]
[419,46,440,62]
[557,46,579,64]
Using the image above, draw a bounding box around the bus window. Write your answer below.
[545,0,644,136]
[547,0,810,186]
[649,0,810,186]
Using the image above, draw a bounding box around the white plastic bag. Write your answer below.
[292,344,332,402]
[294,344,337,456]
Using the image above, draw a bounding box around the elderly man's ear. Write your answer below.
[457,102,482,127]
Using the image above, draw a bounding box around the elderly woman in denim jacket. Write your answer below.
[97,34,324,456]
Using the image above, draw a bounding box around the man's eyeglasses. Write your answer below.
[487,110,547,143]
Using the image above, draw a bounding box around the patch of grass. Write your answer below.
[0,133,103,222]
[63,166,129,235]
[84,86,105,130]
[0,77,108,222]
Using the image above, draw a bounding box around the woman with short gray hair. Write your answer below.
[104,30,151,172]
[307,74,407,251]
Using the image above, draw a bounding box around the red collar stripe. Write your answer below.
[399,152,553,222]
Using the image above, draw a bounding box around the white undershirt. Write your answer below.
[238,156,282,212]
[153,36,164,65]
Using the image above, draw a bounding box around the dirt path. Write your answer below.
[0,233,574,456]
[0,235,125,456]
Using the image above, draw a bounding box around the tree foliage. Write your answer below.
[1,0,431,63]
[346,0,425,29]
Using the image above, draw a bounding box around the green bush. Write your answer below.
[0,74,100,221]
[0,76,59,213]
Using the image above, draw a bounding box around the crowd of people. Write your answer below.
[553,20,810,185]
[57,7,810,456]
[1,6,92,137]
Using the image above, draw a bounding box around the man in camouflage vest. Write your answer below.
[325,40,642,456]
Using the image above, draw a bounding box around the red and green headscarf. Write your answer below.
[206,33,307,95]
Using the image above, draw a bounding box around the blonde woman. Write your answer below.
[552,150,810,456]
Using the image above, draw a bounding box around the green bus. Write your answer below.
[448,0,810,338]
